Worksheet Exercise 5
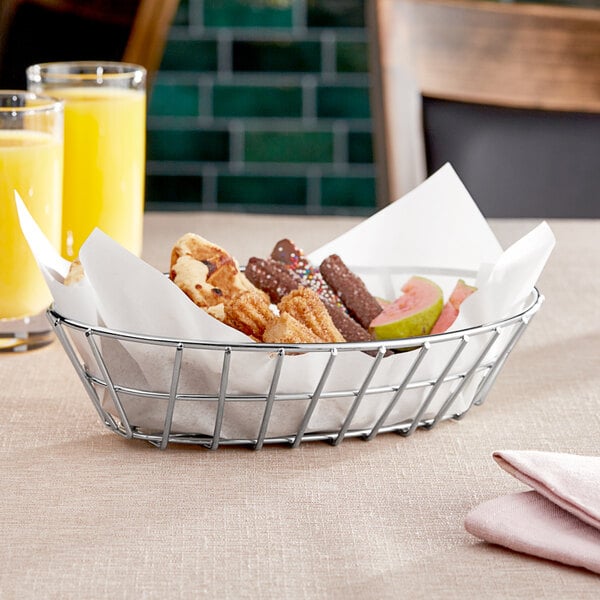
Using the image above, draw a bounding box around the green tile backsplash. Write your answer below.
[147,129,230,162]
[204,0,294,28]
[317,86,371,119]
[320,176,376,208]
[147,0,376,215]
[218,175,307,208]
[348,131,373,163]
[307,0,366,28]
[159,38,219,71]
[213,84,303,118]
[245,131,334,162]
[232,41,323,73]
[149,83,200,117]
[147,174,204,206]
[336,41,370,73]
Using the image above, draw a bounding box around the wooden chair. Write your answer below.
[368,0,600,217]
[0,0,179,90]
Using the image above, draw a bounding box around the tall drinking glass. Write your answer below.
[27,62,146,259]
[0,92,63,351]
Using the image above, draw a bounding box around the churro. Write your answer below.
[263,312,323,345]
[278,287,345,343]
[223,291,274,340]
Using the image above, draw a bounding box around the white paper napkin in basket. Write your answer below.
[16,164,555,439]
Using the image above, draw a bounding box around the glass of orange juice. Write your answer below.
[27,61,146,259]
[0,92,64,352]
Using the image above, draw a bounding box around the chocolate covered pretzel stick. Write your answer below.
[269,238,374,342]
[320,254,383,330]
[245,257,301,304]
[325,302,374,343]
[270,239,343,310]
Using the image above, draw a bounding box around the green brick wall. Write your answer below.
[146,0,376,215]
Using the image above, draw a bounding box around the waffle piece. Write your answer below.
[171,233,266,304]
[170,254,224,308]
[320,254,383,329]
[270,238,343,310]
[223,291,274,340]
[278,287,345,343]
[245,257,301,303]
[263,312,323,345]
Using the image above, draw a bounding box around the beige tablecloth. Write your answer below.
[1,214,599,598]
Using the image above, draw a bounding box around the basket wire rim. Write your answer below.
[47,287,543,352]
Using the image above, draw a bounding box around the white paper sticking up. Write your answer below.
[15,191,97,326]
[16,164,555,439]
[308,163,503,270]
[455,221,556,331]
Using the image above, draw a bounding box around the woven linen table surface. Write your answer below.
[1,215,599,599]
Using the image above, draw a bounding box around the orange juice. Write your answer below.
[56,87,146,258]
[0,130,63,319]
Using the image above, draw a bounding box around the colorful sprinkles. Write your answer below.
[271,239,346,311]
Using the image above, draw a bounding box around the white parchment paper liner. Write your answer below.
[17,164,555,439]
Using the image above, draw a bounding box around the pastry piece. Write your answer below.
[320,254,383,329]
[223,291,274,340]
[206,303,226,322]
[171,233,263,301]
[278,287,345,343]
[170,254,224,308]
[263,312,322,345]
[64,258,85,286]
[245,257,301,303]
[270,238,343,310]
[171,232,232,275]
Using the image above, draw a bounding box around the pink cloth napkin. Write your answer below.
[465,450,600,574]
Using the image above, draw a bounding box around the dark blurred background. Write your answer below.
[1,0,597,216]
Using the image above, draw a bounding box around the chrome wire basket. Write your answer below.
[47,281,543,451]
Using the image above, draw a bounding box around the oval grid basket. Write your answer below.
[47,272,543,451]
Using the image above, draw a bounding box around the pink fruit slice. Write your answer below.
[430,279,477,334]
[369,276,443,340]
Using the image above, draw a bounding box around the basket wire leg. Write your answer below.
[467,316,531,411]
[48,316,118,431]
[159,343,184,450]
[404,336,470,436]
[86,332,133,438]
[291,348,338,448]
[365,342,431,441]
[429,329,501,427]
[209,347,232,451]
[254,349,285,450]
[333,346,388,446]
